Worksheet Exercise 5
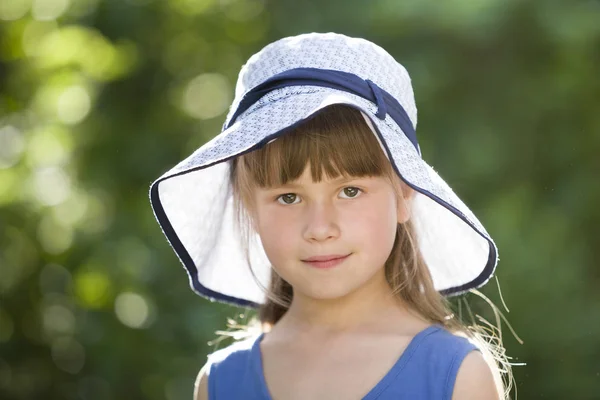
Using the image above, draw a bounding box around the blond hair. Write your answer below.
[221,104,516,399]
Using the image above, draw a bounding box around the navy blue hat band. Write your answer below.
[225,67,419,153]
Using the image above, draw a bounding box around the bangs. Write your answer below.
[238,105,392,188]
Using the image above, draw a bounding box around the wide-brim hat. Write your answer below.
[149,32,498,308]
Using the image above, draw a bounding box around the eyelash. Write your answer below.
[276,187,364,205]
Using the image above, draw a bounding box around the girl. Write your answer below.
[150,32,513,399]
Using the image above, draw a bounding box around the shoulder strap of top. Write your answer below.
[375,325,481,400]
[420,327,481,400]
[443,333,481,399]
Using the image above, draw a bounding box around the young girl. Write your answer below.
[150,32,513,399]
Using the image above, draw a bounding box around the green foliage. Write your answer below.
[0,0,598,398]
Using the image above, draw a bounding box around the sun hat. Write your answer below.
[149,32,498,308]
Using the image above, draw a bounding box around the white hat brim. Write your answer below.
[149,86,497,308]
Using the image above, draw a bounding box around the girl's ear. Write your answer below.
[396,181,415,224]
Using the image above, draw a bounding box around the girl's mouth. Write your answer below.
[302,254,351,269]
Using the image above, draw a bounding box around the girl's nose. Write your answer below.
[302,202,341,242]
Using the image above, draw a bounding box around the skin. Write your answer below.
[194,164,500,399]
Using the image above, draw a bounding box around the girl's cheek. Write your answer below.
[256,208,296,237]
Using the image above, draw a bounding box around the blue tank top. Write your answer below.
[206,324,480,399]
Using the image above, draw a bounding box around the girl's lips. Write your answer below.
[302,254,351,269]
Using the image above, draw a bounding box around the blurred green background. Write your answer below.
[1,0,599,399]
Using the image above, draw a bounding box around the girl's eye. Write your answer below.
[276,187,362,205]
[340,187,362,199]
[277,193,299,205]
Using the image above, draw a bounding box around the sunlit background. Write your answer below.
[1,0,599,399]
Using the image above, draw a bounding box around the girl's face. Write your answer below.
[252,164,412,301]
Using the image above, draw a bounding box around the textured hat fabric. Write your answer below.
[149,32,498,308]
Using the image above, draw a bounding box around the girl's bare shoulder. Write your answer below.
[194,362,210,400]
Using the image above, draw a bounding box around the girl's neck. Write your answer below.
[270,270,424,340]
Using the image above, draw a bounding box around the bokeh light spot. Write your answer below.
[35,26,135,81]
[181,73,231,120]
[114,292,153,329]
[57,86,91,125]
[52,188,89,228]
[26,125,72,168]
[37,214,74,254]
[78,189,113,234]
[0,168,18,205]
[42,304,76,337]
[32,166,71,206]
[74,270,112,309]
[0,0,31,21]
[31,0,70,21]
[0,125,25,169]
[22,20,59,57]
